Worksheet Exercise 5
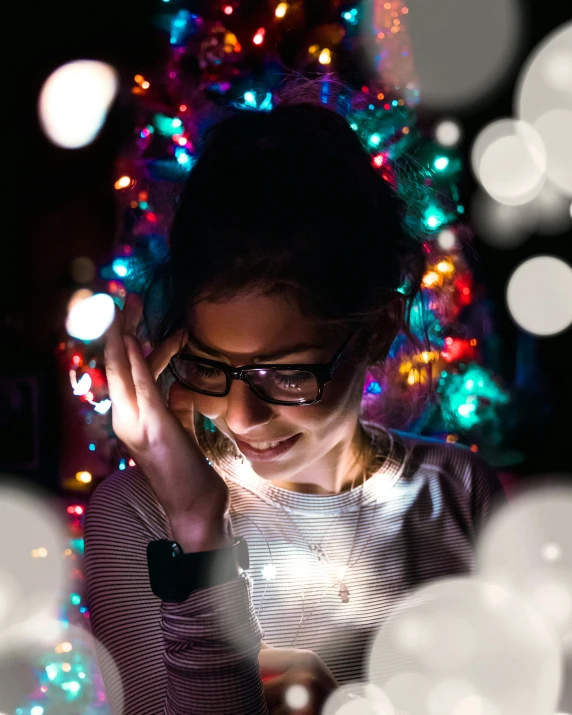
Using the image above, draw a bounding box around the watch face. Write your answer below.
[147,540,186,602]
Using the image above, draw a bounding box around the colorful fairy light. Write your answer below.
[253,28,265,45]
[275,3,288,18]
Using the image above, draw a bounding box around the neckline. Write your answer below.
[220,421,408,515]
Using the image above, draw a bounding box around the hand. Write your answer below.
[103,292,231,551]
[258,647,339,715]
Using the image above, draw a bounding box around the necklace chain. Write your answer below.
[269,426,390,603]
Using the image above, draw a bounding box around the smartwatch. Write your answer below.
[147,536,250,602]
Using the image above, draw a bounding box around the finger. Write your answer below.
[261,674,286,709]
[104,304,137,411]
[123,334,166,414]
[147,328,188,382]
[123,293,143,336]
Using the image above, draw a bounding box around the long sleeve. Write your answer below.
[83,468,269,715]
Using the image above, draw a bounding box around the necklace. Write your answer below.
[269,425,391,604]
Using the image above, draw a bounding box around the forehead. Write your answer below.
[187,290,333,358]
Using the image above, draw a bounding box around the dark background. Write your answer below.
[5,0,571,494]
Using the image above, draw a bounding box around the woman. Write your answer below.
[84,91,506,715]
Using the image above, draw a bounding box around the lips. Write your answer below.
[234,433,301,462]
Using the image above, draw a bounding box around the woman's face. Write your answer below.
[170,289,369,485]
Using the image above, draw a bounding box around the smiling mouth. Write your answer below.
[237,437,295,450]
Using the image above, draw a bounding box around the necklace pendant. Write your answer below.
[338,582,350,603]
[308,543,328,564]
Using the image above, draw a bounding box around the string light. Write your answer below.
[275,2,288,18]
[114,175,132,190]
[253,28,265,45]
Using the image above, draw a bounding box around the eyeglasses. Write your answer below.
[167,329,359,406]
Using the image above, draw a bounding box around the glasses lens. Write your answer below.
[247,369,319,404]
[171,358,227,394]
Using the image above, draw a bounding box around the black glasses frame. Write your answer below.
[167,329,359,406]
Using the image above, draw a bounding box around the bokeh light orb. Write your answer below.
[506,256,572,336]
[0,481,68,636]
[367,577,562,715]
[434,120,462,147]
[66,292,116,341]
[38,60,118,149]
[397,0,522,109]
[0,620,124,715]
[477,484,572,644]
[471,188,533,249]
[471,119,546,206]
[322,681,395,715]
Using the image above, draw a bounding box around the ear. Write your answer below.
[368,293,405,364]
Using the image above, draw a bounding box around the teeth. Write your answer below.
[247,441,282,450]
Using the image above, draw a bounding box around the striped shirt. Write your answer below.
[83,421,506,714]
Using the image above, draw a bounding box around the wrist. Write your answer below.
[168,514,234,553]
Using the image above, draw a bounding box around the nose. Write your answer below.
[223,377,276,436]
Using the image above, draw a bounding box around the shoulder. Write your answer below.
[389,429,507,528]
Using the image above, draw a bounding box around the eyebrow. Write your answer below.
[185,334,328,363]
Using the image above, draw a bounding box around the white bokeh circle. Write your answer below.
[0,619,124,715]
[393,0,522,109]
[515,23,572,126]
[38,60,118,149]
[506,256,572,336]
[0,481,68,636]
[66,292,116,341]
[471,119,546,206]
[470,188,533,249]
[434,120,462,147]
[322,681,395,715]
[367,577,562,715]
[477,484,572,644]
[533,109,572,196]
[285,684,310,709]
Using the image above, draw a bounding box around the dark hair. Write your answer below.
[141,78,428,466]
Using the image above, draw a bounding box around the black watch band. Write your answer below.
[147,536,250,602]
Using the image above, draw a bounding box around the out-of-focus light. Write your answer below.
[262,564,277,580]
[141,81,150,89]
[437,229,456,250]
[72,372,92,396]
[253,28,265,45]
[435,119,462,146]
[507,256,572,336]
[38,60,118,149]
[112,258,129,277]
[275,3,288,18]
[66,293,115,342]
[223,4,233,14]
[114,175,132,190]
[94,399,112,414]
[75,472,92,484]
[434,156,449,170]
[319,48,332,65]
